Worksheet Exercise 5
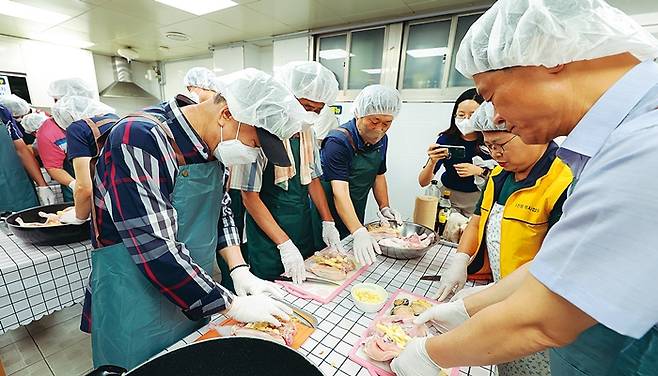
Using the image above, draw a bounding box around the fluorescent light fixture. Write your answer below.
[319,49,354,60]
[406,47,448,58]
[361,68,381,75]
[0,0,70,25]
[155,0,238,16]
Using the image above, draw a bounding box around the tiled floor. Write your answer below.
[0,304,90,376]
[0,268,225,376]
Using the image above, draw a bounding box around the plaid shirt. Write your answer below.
[81,96,239,332]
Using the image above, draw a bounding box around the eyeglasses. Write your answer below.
[483,135,517,155]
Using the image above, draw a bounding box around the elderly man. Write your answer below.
[317,84,403,266]
[391,1,658,375]
[226,61,340,285]
[83,68,307,369]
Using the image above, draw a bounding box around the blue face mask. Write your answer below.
[212,122,261,167]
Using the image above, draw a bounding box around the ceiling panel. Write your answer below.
[244,0,345,29]
[51,7,161,43]
[0,16,56,38]
[96,0,197,27]
[316,0,410,15]
[202,5,290,36]
[156,18,244,48]
[406,0,492,14]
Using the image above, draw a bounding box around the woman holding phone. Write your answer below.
[418,88,491,216]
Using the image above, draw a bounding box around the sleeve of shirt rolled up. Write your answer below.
[530,120,658,339]
[106,131,232,321]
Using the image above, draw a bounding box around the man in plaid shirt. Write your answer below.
[82,69,310,369]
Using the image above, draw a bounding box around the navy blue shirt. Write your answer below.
[66,113,119,160]
[321,118,387,181]
[433,133,491,193]
[0,105,22,141]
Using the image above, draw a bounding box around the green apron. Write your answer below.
[0,122,39,212]
[246,138,315,281]
[61,157,75,202]
[550,325,658,375]
[312,128,382,248]
[90,137,223,369]
[216,188,248,292]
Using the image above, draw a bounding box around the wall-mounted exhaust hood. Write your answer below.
[100,56,158,100]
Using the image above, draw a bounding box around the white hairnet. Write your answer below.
[47,78,95,100]
[215,68,311,140]
[183,67,219,92]
[52,96,115,130]
[21,112,49,133]
[456,0,658,79]
[352,84,402,118]
[274,61,339,105]
[313,105,339,141]
[471,101,507,132]
[0,94,31,117]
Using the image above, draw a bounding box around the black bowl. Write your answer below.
[6,203,91,246]
[88,337,323,376]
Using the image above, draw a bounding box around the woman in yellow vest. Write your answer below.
[429,102,573,376]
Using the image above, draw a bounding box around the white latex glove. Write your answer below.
[277,239,306,284]
[390,337,444,376]
[377,206,402,225]
[59,208,88,225]
[352,227,380,266]
[230,266,284,299]
[449,284,491,302]
[321,221,343,252]
[68,179,76,191]
[433,252,470,302]
[36,186,56,205]
[226,294,293,326]
[413,300,470,333]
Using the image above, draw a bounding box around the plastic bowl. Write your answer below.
[351,283,388,313]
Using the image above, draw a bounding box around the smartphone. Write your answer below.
[435,144,466,159]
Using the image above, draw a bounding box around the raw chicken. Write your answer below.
[221,319,298,346]
[16,207,75,228]
[377,233,434,249]
[305,249,357,281]
[363,315,429,362]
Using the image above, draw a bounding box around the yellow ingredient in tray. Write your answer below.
[376,323,412,348]
[353,288,384,304]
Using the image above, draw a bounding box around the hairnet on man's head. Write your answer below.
[52,96,115,130]
[214,68,311,140]
[471,102,507,132]
[456,0,658,79]
[274,61,339,105]
[352,85,402,118]
[0,94,31,117]
[47,78,95,100]
[21,112,49,133]
[183,67,219,92]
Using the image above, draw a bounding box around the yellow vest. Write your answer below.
[469,148,573,279]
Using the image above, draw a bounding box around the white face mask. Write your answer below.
[455,117,476,135]
[188,91,200,103]
[213,122,261,167]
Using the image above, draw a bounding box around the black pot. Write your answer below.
[87,337,323,376]
[5,203,91,246]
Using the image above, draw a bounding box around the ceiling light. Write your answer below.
[406,47,448,58]
[213,67,224,72]
[361,68,381,75]
[165,31,191,42]
[0,0,71,25]
[319,49,354,60]
[155,0,237,16]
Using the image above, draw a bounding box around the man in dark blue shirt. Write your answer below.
[318,84,402,266]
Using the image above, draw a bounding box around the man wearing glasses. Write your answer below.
[428,102,573,376]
